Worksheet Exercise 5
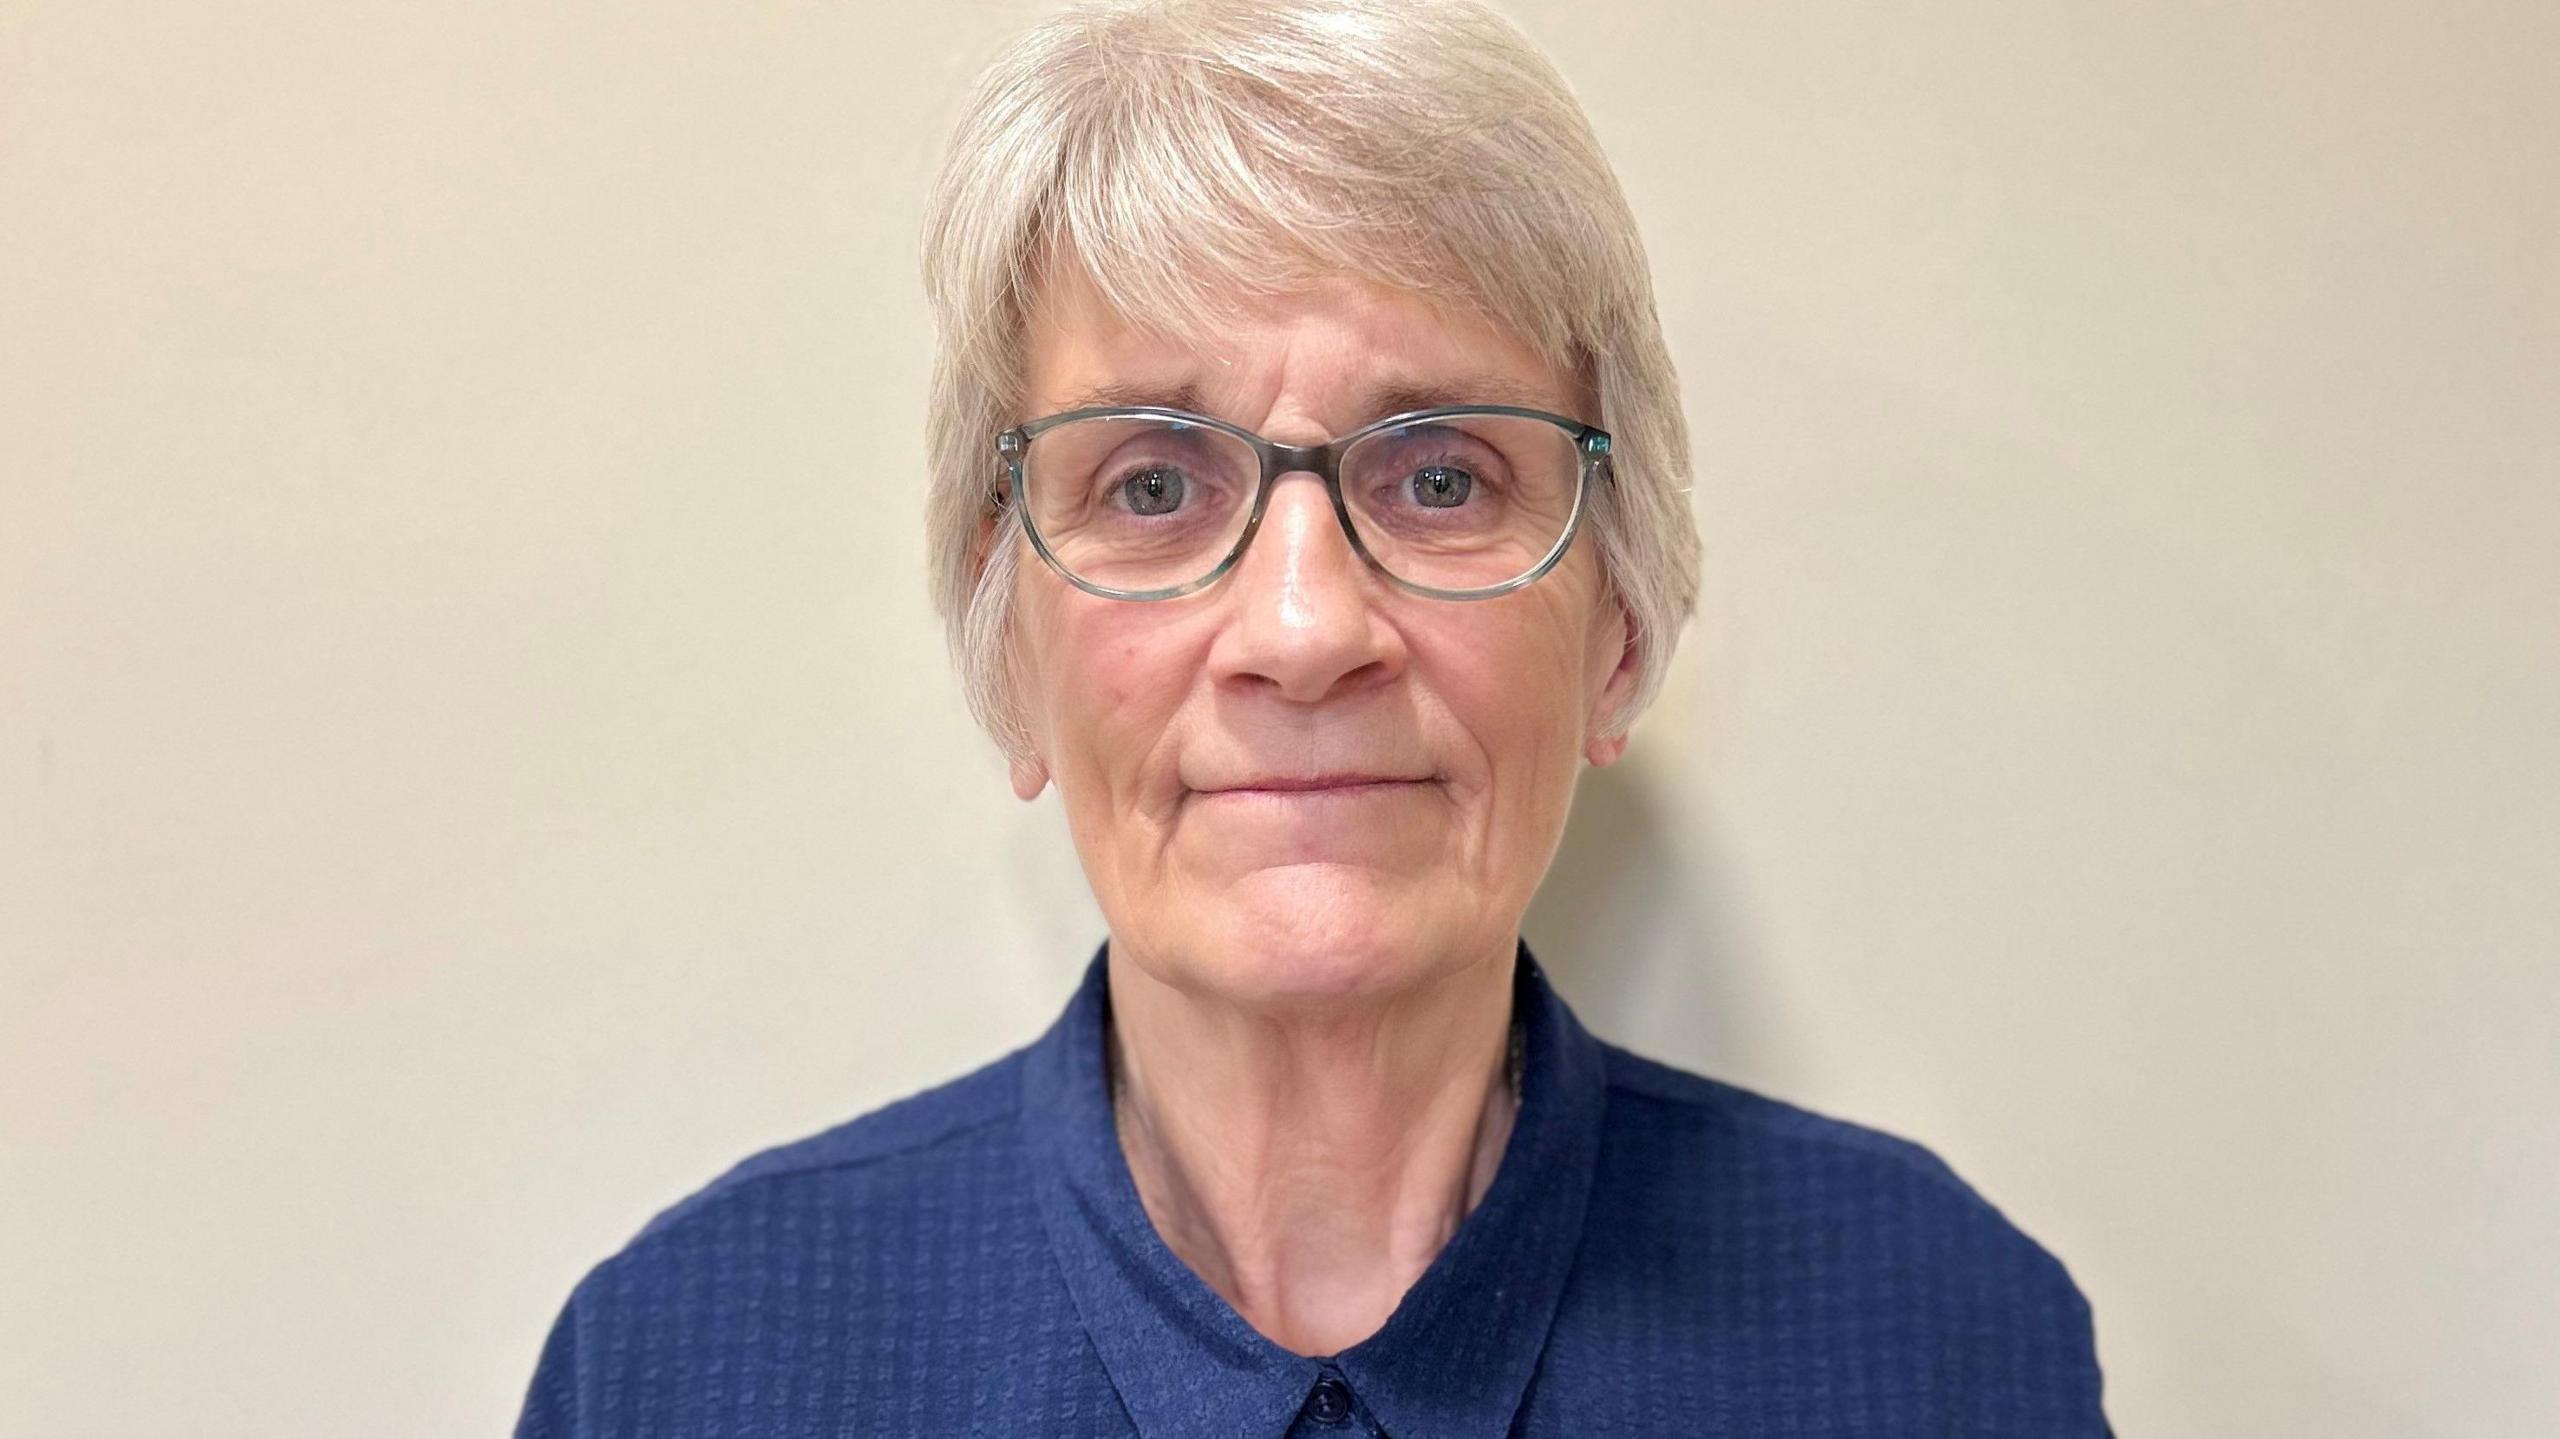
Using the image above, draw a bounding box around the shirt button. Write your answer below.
[1304,1375,1354,1426]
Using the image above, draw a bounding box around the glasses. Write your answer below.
[993,404,1612,601]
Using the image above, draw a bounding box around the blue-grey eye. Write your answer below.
[1410,464,1473,508]
[1121,467,1187,515]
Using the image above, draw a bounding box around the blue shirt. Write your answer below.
[516,944,2109,1436]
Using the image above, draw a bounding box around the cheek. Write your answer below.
[1422,607,1593,772]
[1084,638,1143,713]
[1454,586,1587,722]
[1029,599,1196,778]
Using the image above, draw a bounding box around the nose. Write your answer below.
[1204,473,1406,704]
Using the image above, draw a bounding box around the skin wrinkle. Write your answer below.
[1005,263,1638,1357]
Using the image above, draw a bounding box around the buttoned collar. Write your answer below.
[1018,940,1610,1439]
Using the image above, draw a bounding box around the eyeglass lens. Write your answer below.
[1018,413,1582,595]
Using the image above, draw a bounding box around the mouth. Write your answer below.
[1194,773,1436,798]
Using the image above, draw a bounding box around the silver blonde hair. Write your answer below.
[920,0,1700,759]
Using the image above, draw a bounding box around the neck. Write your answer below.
[1104,942,1521,1357]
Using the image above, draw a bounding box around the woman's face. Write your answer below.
[1006,266,1640,1008]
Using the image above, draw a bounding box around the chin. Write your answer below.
[1173,865,1467,1008]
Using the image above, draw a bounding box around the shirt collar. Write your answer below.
[1018,939,1609,1439]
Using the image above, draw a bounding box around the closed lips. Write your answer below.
[1201,774,1432,793]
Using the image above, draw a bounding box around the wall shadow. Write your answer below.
[1524,747,1787,1084]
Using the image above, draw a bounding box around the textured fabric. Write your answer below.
[516,943,2109,1436]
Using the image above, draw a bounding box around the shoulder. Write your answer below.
[553,1044,1037,1328]
[1601,1044,1983,1197]
[623,1043,1029,1251]
[513,1046,1101,1437]
[1592,1042,2094,1316]
[1551,1046,2107,1433]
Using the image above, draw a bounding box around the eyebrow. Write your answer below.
[1052,380,1214,414]
[1046,372,1571,428]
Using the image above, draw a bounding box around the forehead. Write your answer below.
[1019,262,1586,429]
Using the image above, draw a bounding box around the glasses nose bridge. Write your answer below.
[1260,437,1340,488]
[1234,433,1368,588]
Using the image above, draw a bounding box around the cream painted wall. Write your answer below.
[4,2,2553,1434]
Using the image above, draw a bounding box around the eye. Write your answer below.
[1408,464,1475,508]
[1117,466,1188,516]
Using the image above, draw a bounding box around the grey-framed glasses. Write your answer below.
[992,404,1612,601]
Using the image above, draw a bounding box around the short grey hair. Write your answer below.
[920,0,1700,759]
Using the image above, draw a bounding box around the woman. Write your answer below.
[517,1,2109,1434]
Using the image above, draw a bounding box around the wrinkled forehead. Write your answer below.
[1018,246,1596,431]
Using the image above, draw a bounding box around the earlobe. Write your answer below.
[1583,598,1642,769]
[1008,751,1051,801]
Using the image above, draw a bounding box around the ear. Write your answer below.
[1002,660,1052,801]
[1583,597,1642,769]
[1008,748,1051,801]
[987,543,1050,801]
[1001,635,1051,801]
